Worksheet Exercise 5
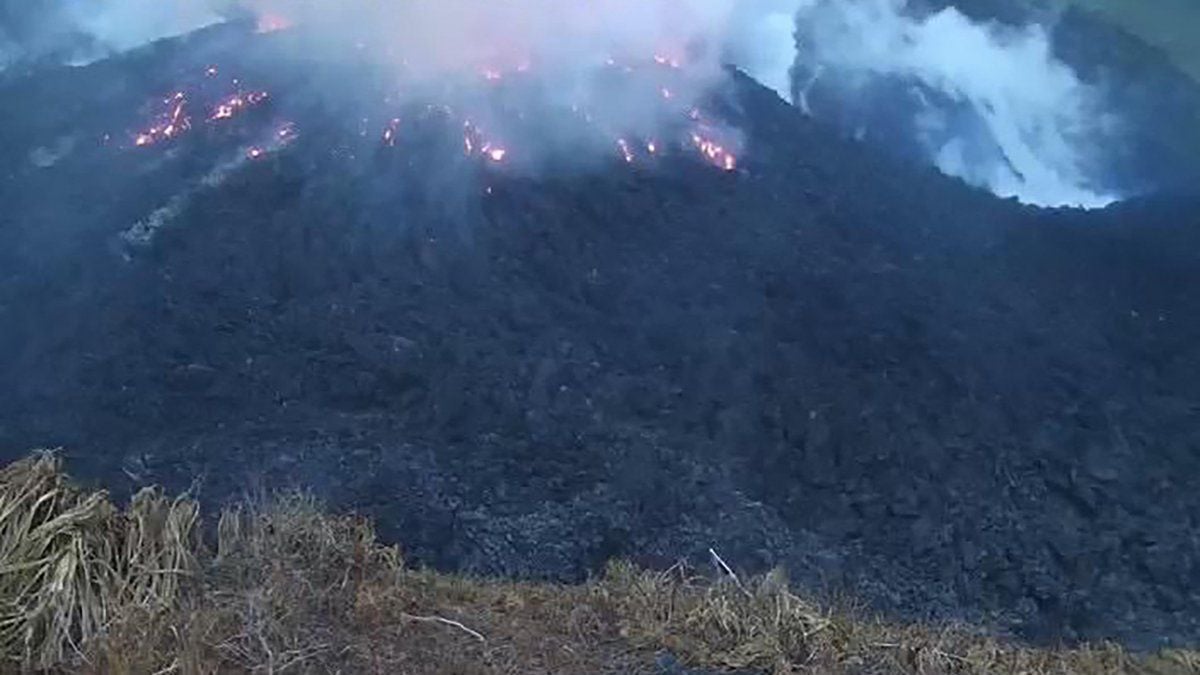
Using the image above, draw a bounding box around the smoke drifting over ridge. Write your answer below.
[790,0,1117,208]
[230,1,802,170]
[2,0,805,176]
[3,0,1124,208]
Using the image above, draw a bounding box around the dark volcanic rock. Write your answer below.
[1,24,1199,651]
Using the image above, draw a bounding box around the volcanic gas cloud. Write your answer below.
[118,1,808,174]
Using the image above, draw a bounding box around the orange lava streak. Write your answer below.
[135,92,191,147]
[210,91,269,122]
[690,132,738,172]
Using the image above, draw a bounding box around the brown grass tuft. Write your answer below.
[0,451,198,671]
[2,453,1198,674]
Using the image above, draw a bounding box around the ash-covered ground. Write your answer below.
[2,19,1199,651]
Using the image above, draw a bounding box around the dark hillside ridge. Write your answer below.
[1,25,1199,650]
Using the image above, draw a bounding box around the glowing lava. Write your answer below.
[130,66,276,150]
[135,92,191,147]
[276,123,299,144]
[382,118,401,146]
[690,132,737,172]
[653,54,683,69]
[462,121,508,164]
[210,91,269,122]
[483,144,507,163]
[617,138,635,163]
[125,51,745,177]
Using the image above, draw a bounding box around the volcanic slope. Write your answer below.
[1,23,1199,650]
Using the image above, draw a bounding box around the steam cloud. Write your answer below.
[228,1,807,171]
[2,1,796,91]
[790,0,1117,208]
[2,0,801,174]
[2,0,1123,209]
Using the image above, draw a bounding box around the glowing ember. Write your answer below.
[617,138,634,164]
[134,92,191,147]
[276,123,298,143]
[461,121,508,163]
[256,12,293,34]
[483,144,507,162]
[382,118,401,146]
[462,120,476,155]
[210,91,269,122]
[124,49,749,177]
[690,132,738,172]
[653,54,682,69]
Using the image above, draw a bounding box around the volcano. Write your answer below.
[2,17,1199,652]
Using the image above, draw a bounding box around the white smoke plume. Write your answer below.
[214,1,812,177]
[241,1,802,90]
[1,0,802,173]
[790,0,1117,208]
[2,0,797,93]
[3,0,1123,208]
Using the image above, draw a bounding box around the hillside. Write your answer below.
[1,13,1200,658]
[1067,0,1200,83]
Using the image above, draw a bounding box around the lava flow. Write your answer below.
[131,67,273,149]
[135,92,190,147]
[210,91,270,122]
[691,132,738,172]
[126,26,742,176]
[461,121,508,164]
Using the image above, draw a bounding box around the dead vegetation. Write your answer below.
[1,452,1197,674]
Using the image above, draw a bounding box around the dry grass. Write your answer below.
[1,453,1198,674]
[0,452,199,670]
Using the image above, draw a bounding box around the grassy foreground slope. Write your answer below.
[1067,0,1200,82]
[2,454,1199,674]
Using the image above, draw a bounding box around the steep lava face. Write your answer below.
[2,21,1200,649]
